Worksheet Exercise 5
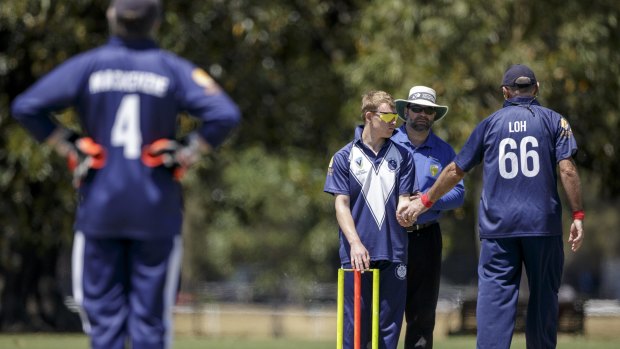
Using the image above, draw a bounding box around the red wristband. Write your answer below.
[420,193,434,208]
[572,210,585,220]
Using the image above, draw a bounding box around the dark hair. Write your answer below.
[115,15,157,37]
[504,83,537,95]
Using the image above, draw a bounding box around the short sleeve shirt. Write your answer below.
[324,126,415,263]
[455,97,578,238]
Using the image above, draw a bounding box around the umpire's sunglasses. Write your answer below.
[408,104,436,115]
[372,111,399,123]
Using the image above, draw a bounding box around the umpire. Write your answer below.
[392,86,465,348]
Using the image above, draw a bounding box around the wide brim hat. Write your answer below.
[395,86,449,122]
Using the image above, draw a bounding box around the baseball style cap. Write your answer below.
[112,0,161,33]
[501,64,537,87]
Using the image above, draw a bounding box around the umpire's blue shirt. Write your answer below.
[392,126,464,224]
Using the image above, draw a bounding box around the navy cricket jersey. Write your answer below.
[455,97,577,238]
[12,36,241,240]
[324,126,415,264]
[392,126,464,225]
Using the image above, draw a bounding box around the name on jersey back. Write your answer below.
[509,121,526,133]
[89,69,170,97]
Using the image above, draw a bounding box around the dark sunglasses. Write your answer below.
[408,105,436,114]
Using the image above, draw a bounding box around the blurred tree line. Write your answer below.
[1,0,618,331]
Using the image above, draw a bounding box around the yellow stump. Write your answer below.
[336,268,380,349]
[336,268,345,349]
[372,269,380,349]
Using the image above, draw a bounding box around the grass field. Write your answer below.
[1,333,619,349]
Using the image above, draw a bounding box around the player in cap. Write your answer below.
[400,64,584,349]
[108,0,161,38]
[501,63,538,88]
[11,1,241,348]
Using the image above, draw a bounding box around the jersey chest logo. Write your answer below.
[349,145,401,228]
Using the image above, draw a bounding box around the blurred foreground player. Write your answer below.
[11,1,241,348]
[401,64,584,349]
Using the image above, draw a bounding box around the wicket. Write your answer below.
[336,268,380,349]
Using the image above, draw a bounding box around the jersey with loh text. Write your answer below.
[11,36,241,240]
[454,97,577,238]
[324,126,416,264]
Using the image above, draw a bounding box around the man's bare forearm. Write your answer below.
[559,158,583,212]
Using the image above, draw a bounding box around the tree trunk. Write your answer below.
[0,240,81,332]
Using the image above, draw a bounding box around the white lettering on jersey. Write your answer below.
[509,120,527,133]
[89,70,170,97]
[350,144,401,228]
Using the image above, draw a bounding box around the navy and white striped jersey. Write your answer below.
[11,36,241,240]
[324,126,415,264]
[455,97,577,238]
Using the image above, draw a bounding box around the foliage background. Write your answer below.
[1,0,618,330]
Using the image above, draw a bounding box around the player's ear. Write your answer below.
[501,86,509,100]
[106,6,117,33]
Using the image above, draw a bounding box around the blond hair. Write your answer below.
[361,91,394,119]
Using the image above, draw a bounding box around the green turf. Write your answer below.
[1,333,619,349]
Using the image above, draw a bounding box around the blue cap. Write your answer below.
[501,64,537,87]
[112,0,161,26]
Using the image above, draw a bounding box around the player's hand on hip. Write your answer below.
[46,128,106,188]
[175,133,211,168]
[142,135,208,179]
[568,219,584,252]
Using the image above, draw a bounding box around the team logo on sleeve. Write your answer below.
[560,117,573,138]
[430,164,439,177]
[327,156,334,175]
[192,68,222,95]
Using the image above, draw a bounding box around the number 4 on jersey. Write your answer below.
[111,94,142,159]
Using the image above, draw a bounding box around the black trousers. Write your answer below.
[404,223,442,349]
